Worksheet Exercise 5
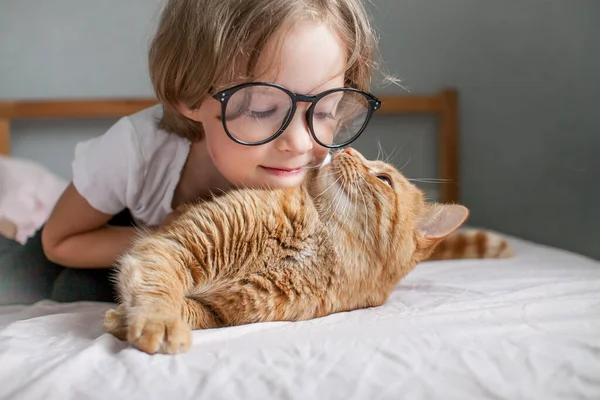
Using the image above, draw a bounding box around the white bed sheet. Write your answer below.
[0,233,599,400]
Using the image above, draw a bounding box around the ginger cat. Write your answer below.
[104,148,469,354]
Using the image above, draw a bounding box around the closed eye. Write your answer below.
[376,174,393,188]
[248,108,277,119]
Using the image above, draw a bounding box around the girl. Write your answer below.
[0,0,385,304]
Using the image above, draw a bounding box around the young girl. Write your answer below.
[0,0,385,305]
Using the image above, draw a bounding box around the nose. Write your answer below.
[274,112,313,154]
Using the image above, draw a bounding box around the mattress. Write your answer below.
[0,232,599,400]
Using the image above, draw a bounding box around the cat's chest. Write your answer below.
[252,221,336,269]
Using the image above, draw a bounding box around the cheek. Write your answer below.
[202,116,248,175]
[207,143,222,164]
[197,101,263,181]
[205,132,242,171]
[204,119,266,181]
[202,118,227,160]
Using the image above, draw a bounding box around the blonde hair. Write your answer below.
[149,0,385,141]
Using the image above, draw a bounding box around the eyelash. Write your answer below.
[248,108,277,119]
[314,112,335,120]
[376,174,393,187]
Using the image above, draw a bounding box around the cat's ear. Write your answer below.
[415,204,469,259]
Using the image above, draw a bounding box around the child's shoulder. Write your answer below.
[73,104,190,183]
[125,104,189,150]
[88,104,189,165]
[72,104,191,217]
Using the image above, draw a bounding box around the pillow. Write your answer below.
[0,156,68,244]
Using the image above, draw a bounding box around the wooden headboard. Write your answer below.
[0,89,459,203]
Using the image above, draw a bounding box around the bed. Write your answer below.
[0,92,598,399]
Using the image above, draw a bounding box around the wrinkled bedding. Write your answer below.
[0,233,598,400]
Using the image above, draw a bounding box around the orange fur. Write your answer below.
[427,229,514,261]
[104,148,469,354]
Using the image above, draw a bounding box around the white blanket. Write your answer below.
[1,234,599,400]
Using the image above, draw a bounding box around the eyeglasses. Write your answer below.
[211,82,381,148]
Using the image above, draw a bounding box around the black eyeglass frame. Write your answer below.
[211,82,382,148]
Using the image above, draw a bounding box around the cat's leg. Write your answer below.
[113,234,228,354]
[114,239,198,355]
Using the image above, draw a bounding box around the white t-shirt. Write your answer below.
[72,105,332,227]
[72,105,190,227]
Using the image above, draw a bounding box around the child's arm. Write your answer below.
[44,110,180,268]
[41,183,143,269]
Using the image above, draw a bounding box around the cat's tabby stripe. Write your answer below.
[428,230,514,261]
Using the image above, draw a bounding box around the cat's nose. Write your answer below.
[343,147,365,160]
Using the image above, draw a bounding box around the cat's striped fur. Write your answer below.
[428,229,514,261]
[104,148,471,354]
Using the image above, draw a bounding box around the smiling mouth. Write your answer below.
[261,165,305,177]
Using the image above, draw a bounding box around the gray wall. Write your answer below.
[0,0,162,178]
[364,0,600,260]
[1,0,598,259]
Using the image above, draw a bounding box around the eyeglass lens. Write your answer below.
[223,85,370,146]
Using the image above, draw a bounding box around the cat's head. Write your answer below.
[308,147,469,268]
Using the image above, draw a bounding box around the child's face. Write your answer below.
[186,20,346,190]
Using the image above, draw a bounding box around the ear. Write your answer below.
[415,204,469,259]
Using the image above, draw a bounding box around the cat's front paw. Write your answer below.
[127,309,192,355]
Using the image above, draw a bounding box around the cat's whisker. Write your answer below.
[314,169,339,182]
[319,175,344,224]
[322,187,341,238]
[380,143,390,163]
[356,171,375,198]
[355,175,370,254]
[315,174,342,199]
[321,186,342,219]
[340,183,352,237]
[408,178,454,184]
[383,142,400,165]
[376,141,384,162]
[380,137,412,167]
[398,155,412,172]
[301,164,324,171]
[332,183,344,219]
[388,138,410,164]
[330,181,347,230]
[312,165,337,178]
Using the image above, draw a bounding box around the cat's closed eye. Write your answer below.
[376,174,393,188]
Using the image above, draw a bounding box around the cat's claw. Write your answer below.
[127,310,192,355]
